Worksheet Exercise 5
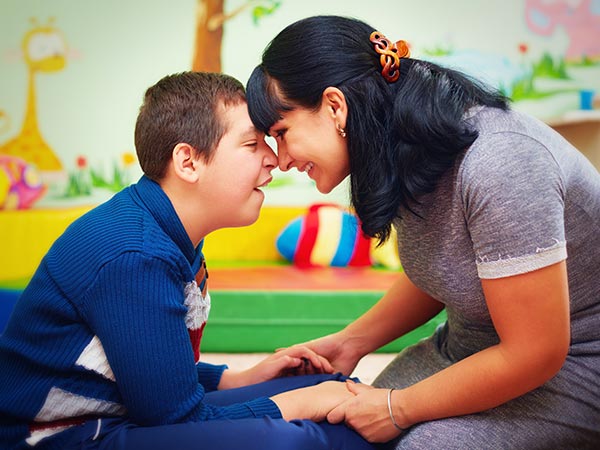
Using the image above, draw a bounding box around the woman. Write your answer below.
[246,15,600,449]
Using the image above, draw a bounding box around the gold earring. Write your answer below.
[337,124,347,138]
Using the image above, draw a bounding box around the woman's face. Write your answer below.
[267,92,350,194]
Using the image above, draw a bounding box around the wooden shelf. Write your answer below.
[545,111,600,170]
[545,110,600,127]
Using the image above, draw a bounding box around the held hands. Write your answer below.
[328,380,406,443]
[218,346,334,389]
[270,380,357,422]
[273,379,407,442]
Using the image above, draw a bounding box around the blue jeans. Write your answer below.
[70,373,374,450]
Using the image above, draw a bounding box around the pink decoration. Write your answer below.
[525,0,600,61]
[0,155,46,209]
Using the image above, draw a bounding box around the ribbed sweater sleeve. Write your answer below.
[81,253,281,425]
[196,362,227,392]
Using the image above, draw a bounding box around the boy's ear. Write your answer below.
[171,143,203,183]
[322,86,348,128]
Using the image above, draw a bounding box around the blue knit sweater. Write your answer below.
[0,176,281,449]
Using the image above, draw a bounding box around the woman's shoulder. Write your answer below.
[461,107,562,170]
[466,106,548,142]
[454,107,568,201]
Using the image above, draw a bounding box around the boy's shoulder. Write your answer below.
[44,176,197,292]
[66,186,145,248]
[43,185,187,297]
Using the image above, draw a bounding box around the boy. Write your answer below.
[0,72,373,450]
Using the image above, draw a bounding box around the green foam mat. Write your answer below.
[202,290,446,353]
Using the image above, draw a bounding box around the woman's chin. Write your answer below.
[314,178,338,195]
[316,185,333,194]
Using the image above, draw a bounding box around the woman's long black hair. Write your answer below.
[247,15,508,244]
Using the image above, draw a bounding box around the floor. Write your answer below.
[203,352,397,385]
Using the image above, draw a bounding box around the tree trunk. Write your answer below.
[192,0,223,72]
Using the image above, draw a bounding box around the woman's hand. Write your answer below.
[270,380,357,422]
[328,380,405,443]
[218,346,334,389]
[283,273,444,376]
[281,331,362,376]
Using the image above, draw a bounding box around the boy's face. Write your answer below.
[199,101,277,228]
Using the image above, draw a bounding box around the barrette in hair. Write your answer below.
[370,31,410,83]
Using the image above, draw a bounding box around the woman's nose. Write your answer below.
[278,147,293,172]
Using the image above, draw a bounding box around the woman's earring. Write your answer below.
[336,123,347,138]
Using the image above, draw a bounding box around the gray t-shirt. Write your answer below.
[378,105,600,448]
[395,106,600,360]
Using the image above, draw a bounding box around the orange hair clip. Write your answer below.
[370,31,410,83]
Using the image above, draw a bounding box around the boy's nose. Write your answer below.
[259,142,277,170]
[265,148,278,169]
[259,139,278,170]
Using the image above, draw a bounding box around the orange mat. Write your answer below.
[208,266,399,291]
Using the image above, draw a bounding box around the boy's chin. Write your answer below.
[223,194,265,228]
[229,207,262,228]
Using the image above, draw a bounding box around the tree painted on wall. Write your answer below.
[192,0,280,72]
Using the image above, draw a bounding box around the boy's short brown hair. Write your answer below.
[135,72,246,181]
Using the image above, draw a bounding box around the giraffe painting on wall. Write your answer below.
[0,18,67,180]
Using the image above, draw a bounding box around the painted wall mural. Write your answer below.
[525,0,600,61]
[1,19,66,174]
[0,17,141,209]
[0,19,66,209]
[192,0,280,72]
[424,0,600,114]
[1,0,599,211]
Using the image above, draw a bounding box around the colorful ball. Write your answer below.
[276,203,372,268]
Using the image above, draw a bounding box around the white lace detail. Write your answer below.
[34,386,126,422]
[75,336,115,381]
[27,387,125,446]
[477,240,567,279]
[183,280,211,330]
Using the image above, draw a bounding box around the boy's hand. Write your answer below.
[270,380,357,422]
[218,346,334,389]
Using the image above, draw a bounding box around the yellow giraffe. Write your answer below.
[0,18,66,173]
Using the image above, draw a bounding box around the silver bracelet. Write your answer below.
[387,388,404,432]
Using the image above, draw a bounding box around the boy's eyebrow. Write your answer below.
[240,126,260,140]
